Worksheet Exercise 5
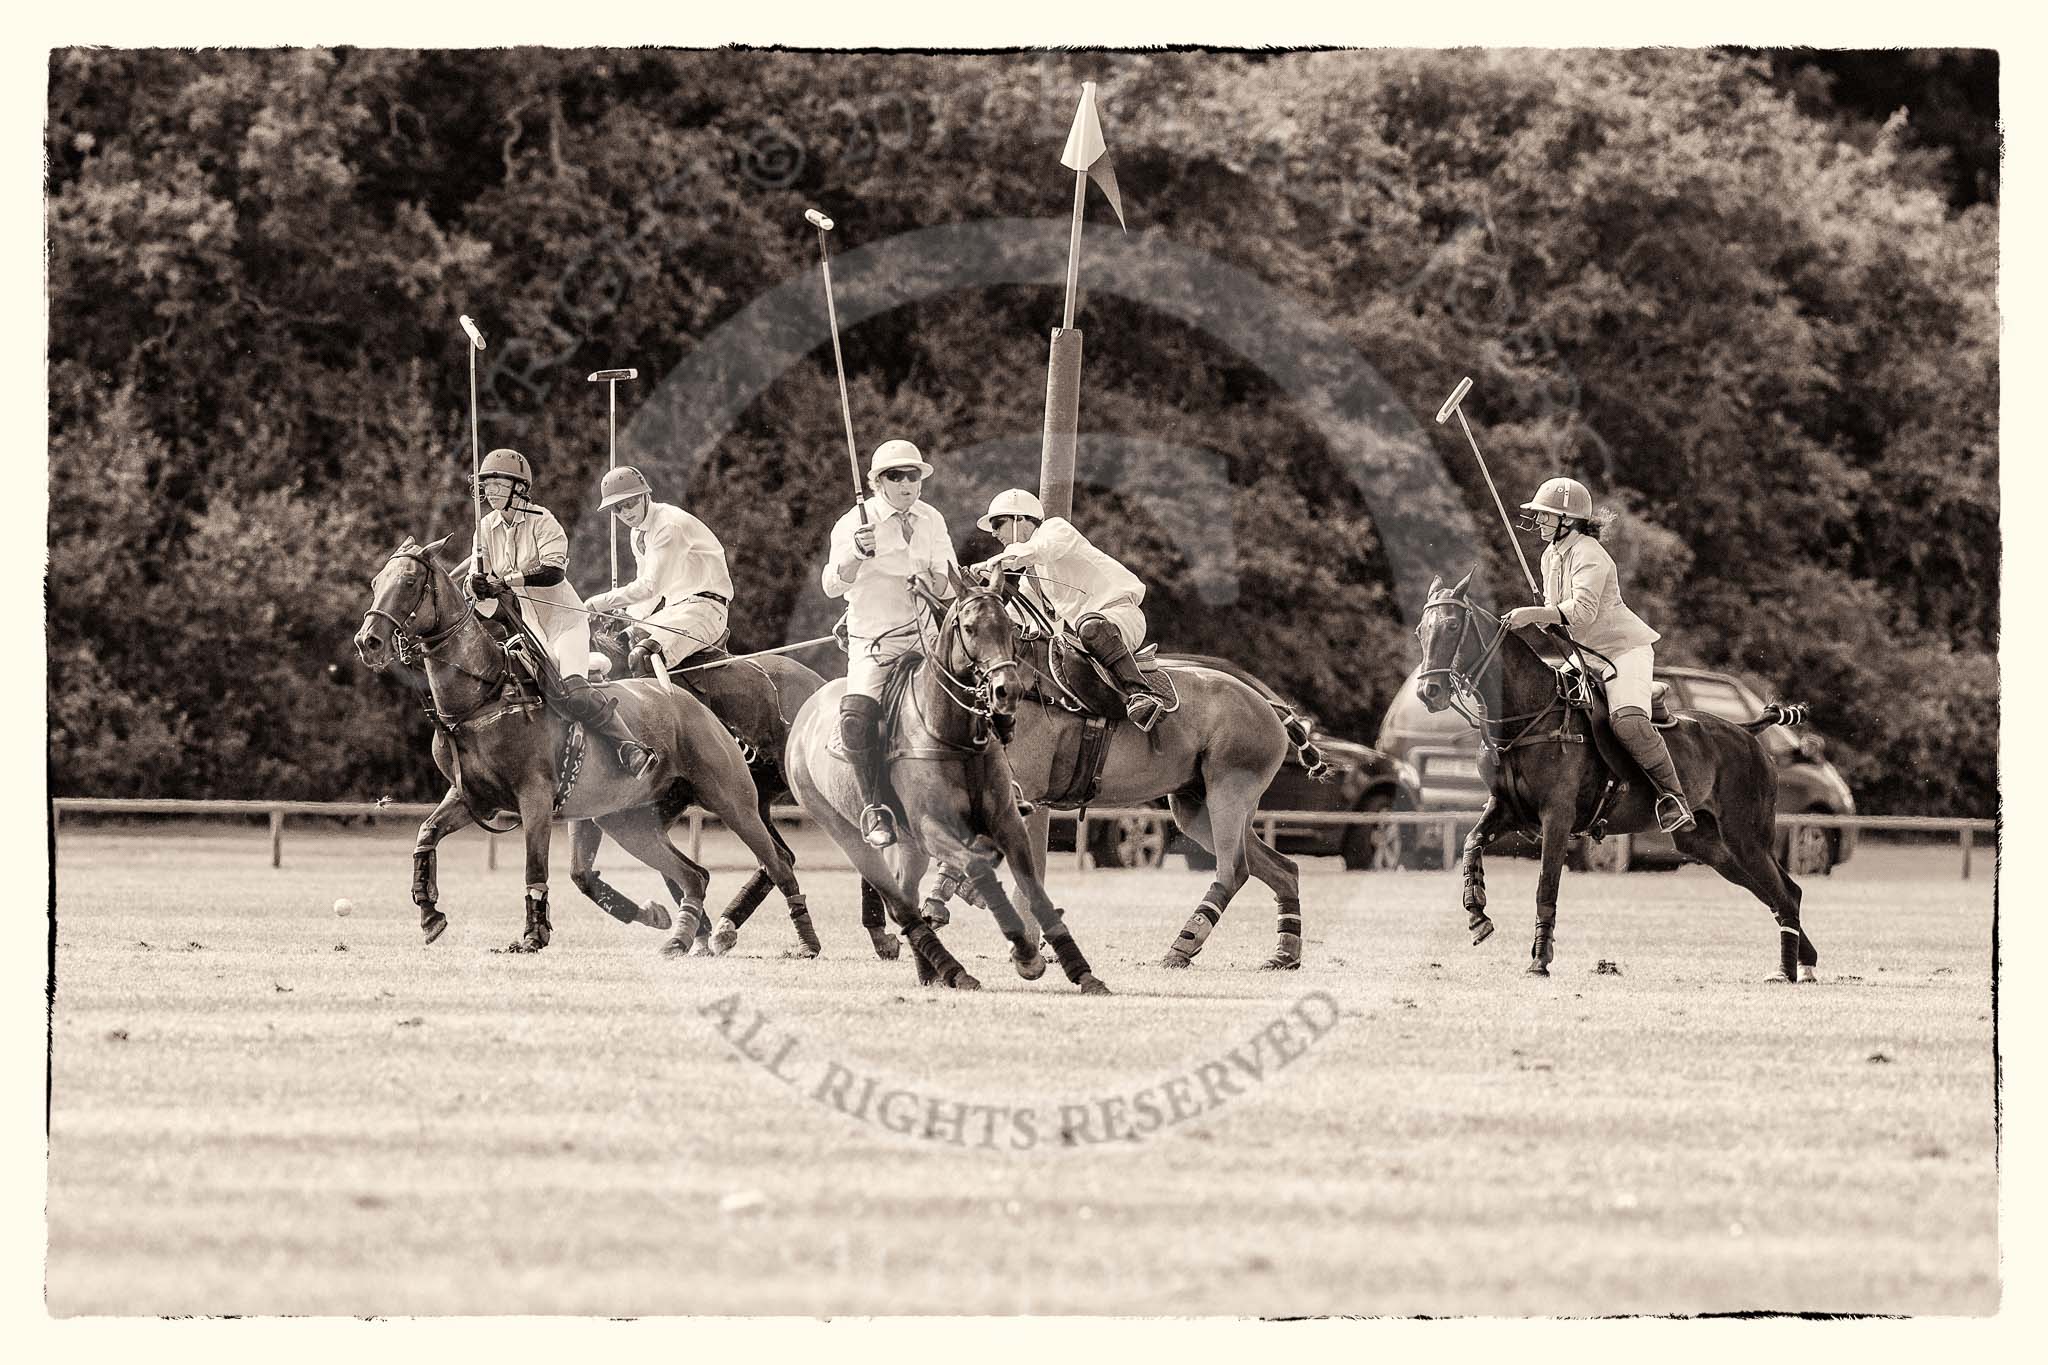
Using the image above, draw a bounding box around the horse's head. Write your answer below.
[354,535,459,671]
[933,564,1022,718]
[1414,569,1488,713]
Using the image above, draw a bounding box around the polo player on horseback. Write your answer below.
[468,447,655,780]
[821,439,960,849]
[1500,475,1694,834]
[584,465,734,674]
[973,488,1166,732]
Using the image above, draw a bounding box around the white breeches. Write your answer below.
[1074,600,1146,652]
[845,626,919,700]
[640,597,729,667]
[1601,643,1655,714]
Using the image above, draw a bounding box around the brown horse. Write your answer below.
[569,626,903,961]
[353,536,806,955]
[782,568,1110,994]
[981,625,1321,970]
[1414,572,1818,982]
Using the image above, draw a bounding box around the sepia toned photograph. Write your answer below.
[41,34,2003,1321]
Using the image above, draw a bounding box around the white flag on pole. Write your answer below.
[1060,82,1127,230]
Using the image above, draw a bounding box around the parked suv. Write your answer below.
[1050,654,1425,869]
[1376,661,1856,874]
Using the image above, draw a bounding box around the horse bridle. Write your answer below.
[914,580,1019,723]
[359,547,509,709]
[1415,590,1513,731]
[1419,591,1595,752]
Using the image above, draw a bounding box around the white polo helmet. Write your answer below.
[868,439,934,481]
[978,488,1045,533]
[1520,476,1593,521]
[598,465,654,510]
[477,447,532,488]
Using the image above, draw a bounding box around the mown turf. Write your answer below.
[48,825,1997,1316]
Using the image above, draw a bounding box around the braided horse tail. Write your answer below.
[1744,701,1809,734]
[1271,703,1331,782]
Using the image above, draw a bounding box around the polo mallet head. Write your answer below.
[459,315,486,351]
[1436,376,1472,425]
[588,369,638,383]
[804,209,835,233]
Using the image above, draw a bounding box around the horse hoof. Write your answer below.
[660,934,693,959]
[1799,965,1818,983]
[1525,962,1550,977]
[637,899,673,931]
[689,939,714,958]
[1159,951,1193,970]
[920,902,951,929]
[710,921,739,955]
[421,914,447,945]
[950,971,982,991]
[1078,974,1112,996]
[1258,955,1301,971]
[871,932,902,961]
[1013,950,1048,981]
[1470,917,1495,946]
[783,944,821,960]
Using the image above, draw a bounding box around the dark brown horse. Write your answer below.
[570,624,903,961]
[1414,572,1818,982]
[353,536,807,955]
[783,568,1111,994]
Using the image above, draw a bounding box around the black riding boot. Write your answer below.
[1078,616,1164,731]
[557,674,657,781]
[839,694,895,848]
[1611,707,1695,832]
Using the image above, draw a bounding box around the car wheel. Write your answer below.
[1090,814,1168,869]
[1571,832,1633,874]
[1342,792,1407,871]
[1784,822,1836,877]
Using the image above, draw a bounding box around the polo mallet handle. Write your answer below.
[588,368,640,591]
[460,315,487,571]
[1437,376,1541,602]
[806,208,868,527]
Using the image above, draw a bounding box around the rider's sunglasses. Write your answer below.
[878,468,921,484]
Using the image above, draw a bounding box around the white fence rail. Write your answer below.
[50,798,1995,879]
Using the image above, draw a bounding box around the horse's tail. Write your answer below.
[1745,701,1808,734]
[1272,703,1332,782]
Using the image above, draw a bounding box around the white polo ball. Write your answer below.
[333,897,354,918]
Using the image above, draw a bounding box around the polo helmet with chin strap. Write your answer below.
[476,448,538,516]
[598,464,654,511]
[1518,476,1593,539]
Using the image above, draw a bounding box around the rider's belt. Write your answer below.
[689,592,730,606]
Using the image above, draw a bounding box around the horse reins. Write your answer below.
[893,584,1018,759]
[1417,593,1577,754]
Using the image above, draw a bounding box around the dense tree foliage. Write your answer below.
[46,48,1997,814]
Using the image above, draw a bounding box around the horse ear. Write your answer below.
[1452,569,1473,597]
[423,533,453,557]
[1427,574,1443,597]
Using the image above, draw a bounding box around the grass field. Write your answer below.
[48,823,1998,1316]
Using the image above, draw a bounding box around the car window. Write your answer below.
[1682,677,1754,723]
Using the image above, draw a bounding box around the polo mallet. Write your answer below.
[587,367,639,591]
[1437,376,1541,601]
[459,315,487,576]
[805,209,869,533]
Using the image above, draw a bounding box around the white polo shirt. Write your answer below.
[822,495,959,640]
